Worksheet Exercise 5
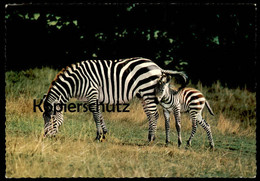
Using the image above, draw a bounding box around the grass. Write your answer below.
[5,67,256,178]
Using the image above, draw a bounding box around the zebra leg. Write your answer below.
[93,112,103,142]
[173,107,182,147]
[89,99,103,142]
[142,99,159,142]
[100,114,108,140]
[163,109,171,144]
[198,118,214,149]
[187,115,198,147]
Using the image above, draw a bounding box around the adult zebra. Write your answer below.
[42,57,187,142]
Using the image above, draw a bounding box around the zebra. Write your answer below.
[42,57,188,142]
[155,73,215,148]
[43,102,63,137]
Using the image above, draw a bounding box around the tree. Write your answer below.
[5,3,256,90]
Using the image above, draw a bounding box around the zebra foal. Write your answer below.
[155,74,215,148]
[42,57,187,143]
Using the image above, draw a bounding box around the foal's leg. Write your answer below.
[163,109,171,144]
[173,106,182,147]
[187,111,198,147]
[198,117,214,148]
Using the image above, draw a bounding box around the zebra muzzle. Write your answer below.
[44,122,58,138]
[43,129,50,138]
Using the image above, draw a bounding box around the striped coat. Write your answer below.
[43,57,187,142]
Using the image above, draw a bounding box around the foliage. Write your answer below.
[5,4,256,90]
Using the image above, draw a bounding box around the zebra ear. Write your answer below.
[161,76,167,83]
[167,75,172,83]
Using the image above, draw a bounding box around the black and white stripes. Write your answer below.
[42,57,187,142]
[155,74,215,148]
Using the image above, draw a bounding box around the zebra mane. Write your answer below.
[47,66,70,94]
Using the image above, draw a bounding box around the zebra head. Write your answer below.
[155,73,171,102]
[42,94,64,137]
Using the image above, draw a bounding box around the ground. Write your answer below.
[5,68,256,178]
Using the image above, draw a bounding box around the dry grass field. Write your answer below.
[5,67,256,178]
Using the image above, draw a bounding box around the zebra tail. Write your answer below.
[162,70,188,88]
[205,100,215,116]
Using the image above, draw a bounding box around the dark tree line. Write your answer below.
[5,3,256,90]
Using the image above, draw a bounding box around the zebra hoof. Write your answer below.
[185,140,191,149]
[148,134,156,142]
[165,140,172,147]
[187,140,191,146]
[102,131,109,140]
[210,143,214,150]
[99,136,103,142]
[95,134,103,142]
[178,140,182,147]
[102,135,106,140]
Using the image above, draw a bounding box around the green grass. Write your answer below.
[5,67,256,178]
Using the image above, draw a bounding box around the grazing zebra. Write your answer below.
[155,74,215,148]
[43,103,63,137]
[42,57,187,142]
